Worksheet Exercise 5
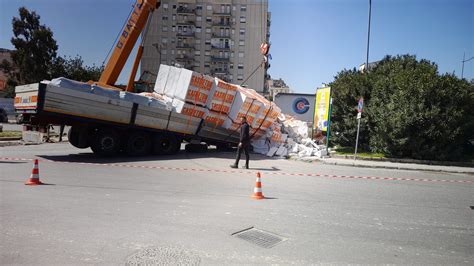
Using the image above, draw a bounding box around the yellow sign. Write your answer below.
[314,87,331,131]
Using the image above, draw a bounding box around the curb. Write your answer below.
[317,159,474,175]
[0,137,22,141]
[330,154,474,168]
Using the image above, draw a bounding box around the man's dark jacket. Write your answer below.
[240,122,250,145]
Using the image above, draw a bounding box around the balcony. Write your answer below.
[177,6,195,14]
[210,56,230,62]
[176,20,195,26]
[176,32,195,38]
[212,21,232,27]
[211,45,230,50]
[213,11,232,16]
[211,33,231,39]
[176,44,195,49]
[211,69,230,75]
[175,55,195,62]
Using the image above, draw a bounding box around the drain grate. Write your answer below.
[232,227,286,248]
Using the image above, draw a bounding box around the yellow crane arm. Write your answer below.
[97,0,158,88]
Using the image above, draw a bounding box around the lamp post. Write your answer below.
[366,0,372,72]
[461,52,474,79]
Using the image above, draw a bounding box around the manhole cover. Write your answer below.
[232,227,287,248]
[125,246,200,265]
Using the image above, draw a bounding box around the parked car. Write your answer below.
[0,107,8,123]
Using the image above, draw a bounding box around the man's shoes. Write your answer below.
[242,165,249,169]
[230,164,238,169]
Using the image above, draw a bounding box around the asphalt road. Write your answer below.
[1,143,472,264]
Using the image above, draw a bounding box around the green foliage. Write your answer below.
[0,7,103,98]
[52,55,103,82]
[330,55,474,161]
[10,7,58,84]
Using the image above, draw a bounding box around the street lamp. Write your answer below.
[365,0,372,72]
[461,52,474,79]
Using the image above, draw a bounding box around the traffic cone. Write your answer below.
[251,172,265,200]
[25,159,44,185]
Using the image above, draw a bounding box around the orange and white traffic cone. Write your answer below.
[25,159,44,185]
[251,172,265,200]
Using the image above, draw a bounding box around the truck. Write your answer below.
[14,0,247,156]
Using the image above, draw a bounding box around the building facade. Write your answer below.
[141,0,270,92]
[267,78,291,99]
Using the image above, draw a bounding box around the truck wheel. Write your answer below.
[153,134,178,155]
[68,126,90,149]
[91,128,121,156]
[126,131,151,156]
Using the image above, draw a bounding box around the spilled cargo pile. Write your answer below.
[153,64,327,159]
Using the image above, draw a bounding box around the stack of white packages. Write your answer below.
[251,114,328,159]
[204,78,238,128]
[153,64,287,142]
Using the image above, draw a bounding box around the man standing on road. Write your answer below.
[230,116,250,169]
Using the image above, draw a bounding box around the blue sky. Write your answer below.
[1,0,473,93]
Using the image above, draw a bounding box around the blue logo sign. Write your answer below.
[292,97,310,114]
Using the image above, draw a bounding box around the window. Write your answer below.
[241,5,247,12]
[162,38,168,44]
[162,50,167,55]
[172,26,176,32]
[207,5,212,11]
[196,16,202,22]
[205,51,211,56]
[238,75,244,80]
[195,39,201,44]
[232,6,236,11]
[238,52,244,58]
[171,50,175,55]
[162,16,168,21]
[206,28,211,33]
[205,40,211,45]
[206,17,212,22]
[195,50,201,55]
[239,40,245,46]
[240,16,246,23]
[238,64,244,69]
[240,29,245,35]
[196,27,202,33]
[163,3,168,9]
[172,5,176,9]
[196,5,203,10]
[205,63,210,68]
[162,26,168,32]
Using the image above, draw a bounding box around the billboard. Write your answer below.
[313,87,331,131]
[274,93,315,122]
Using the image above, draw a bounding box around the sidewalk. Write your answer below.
[313,157,474,174]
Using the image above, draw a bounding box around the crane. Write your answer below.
[96,0,159,92]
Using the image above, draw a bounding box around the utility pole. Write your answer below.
[461,52,474,79]
[366,0,372,72]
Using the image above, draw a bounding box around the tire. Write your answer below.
[125,131,151,156]
[153,134,178,155]
[90,128,121,156]
[68,126,90,149]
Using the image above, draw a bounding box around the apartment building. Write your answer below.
[141,0,270,92]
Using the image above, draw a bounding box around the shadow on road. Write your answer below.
[36,149,277,165]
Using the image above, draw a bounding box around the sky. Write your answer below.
[1,0,473,93]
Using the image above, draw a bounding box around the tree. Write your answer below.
[52,55,103,82]
[10,7,58,84]
[330,55,474,161]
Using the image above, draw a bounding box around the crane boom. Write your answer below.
[98,0,158,88]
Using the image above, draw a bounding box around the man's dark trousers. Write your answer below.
[234,142,249,168]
